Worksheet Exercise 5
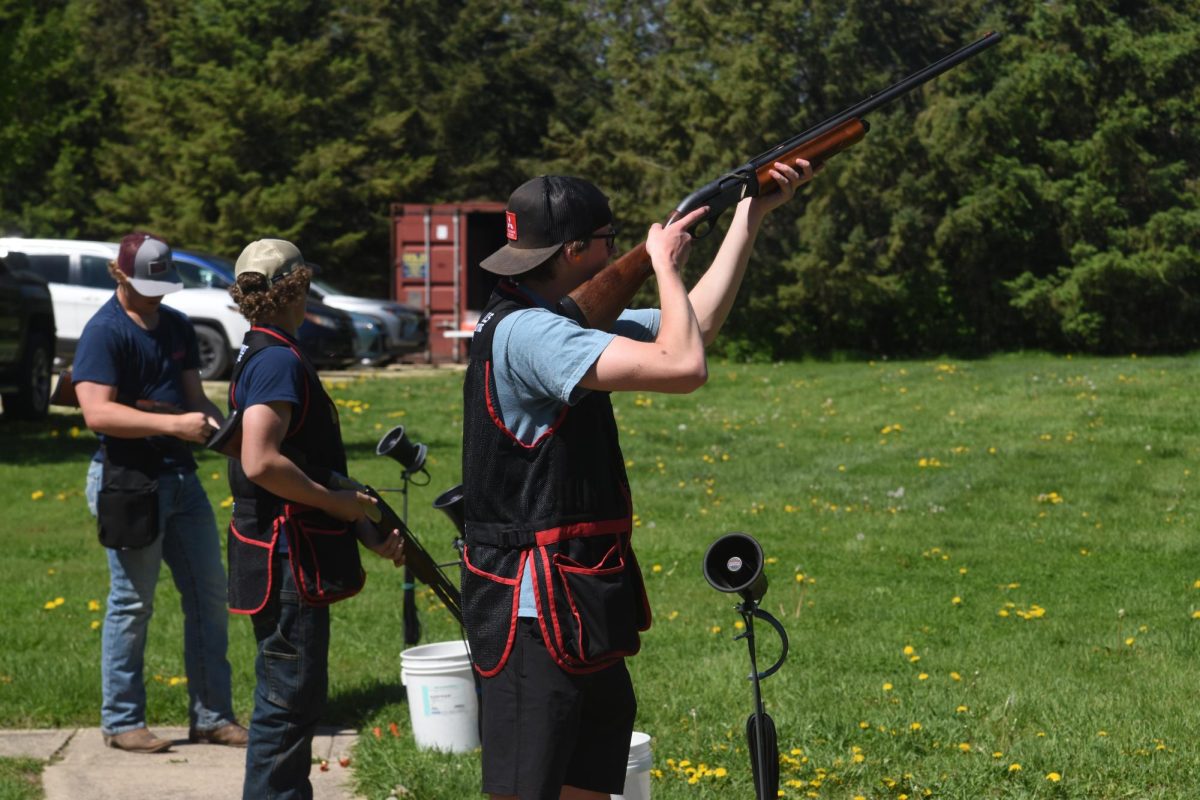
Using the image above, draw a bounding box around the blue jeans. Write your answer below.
[86,460,236,735]
[243,558,330,800]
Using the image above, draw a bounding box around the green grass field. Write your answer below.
[3,354,1200,799]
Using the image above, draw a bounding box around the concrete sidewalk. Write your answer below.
[0,727,362,800]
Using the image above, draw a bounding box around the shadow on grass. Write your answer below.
[0,413,98,466]
[324,679,409,728]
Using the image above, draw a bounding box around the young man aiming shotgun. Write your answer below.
[459,160,815,800]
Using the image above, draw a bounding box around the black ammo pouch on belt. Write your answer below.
[96,448,160,550]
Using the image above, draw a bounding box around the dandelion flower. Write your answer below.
[1008,763,1022,772]
[651,564,662,573]
[882,682,893,692]
[910,722,922,731]
[710,625,721,634]
[918,673,929,681]
[1046,772,1061,782]
[31,490,45,501]
[956,705,968,713]
[950,671,962,681]
[87,600,101,611]
[958,742,971,752]
[90,620,100,630]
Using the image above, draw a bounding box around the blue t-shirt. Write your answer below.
[73,294,201,472]
[232,326,308,553]
[489,285,661,615]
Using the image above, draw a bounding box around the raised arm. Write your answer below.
[580,206,709,394]
[689,158,816,346]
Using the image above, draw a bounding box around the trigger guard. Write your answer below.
[692,220,715,240]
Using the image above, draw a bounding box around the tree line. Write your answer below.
[2,0,1197,357]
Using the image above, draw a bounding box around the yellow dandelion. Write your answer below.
[950,671,962,681]
[710,625,721,634]
[958,742,971,752]
[859,721,869,729]
[952,596,962,605]
[910,722,922,731]
[1046,772,1062,782]
[882,682,893,692]
[88,600,101,611]
[956,705,968,713]
[31,490,45,501]
[918,673,929,681]
[90,620,101,630]
[713,767,727,778]
[1008,763,1022,772]
[903,645,915,656]
[651,564,662,573]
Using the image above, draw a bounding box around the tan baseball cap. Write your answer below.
[234,239,306,284]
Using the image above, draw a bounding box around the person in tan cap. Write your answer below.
[224,238,405,799]
[74,232,247,753]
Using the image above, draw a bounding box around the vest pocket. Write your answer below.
[285,509,365,606]
[96,459,160,550]
[543,536,642,668]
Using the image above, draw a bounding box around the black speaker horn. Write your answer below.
[433,483,466,537]
[703,532,768,604]
[376,425,427,474]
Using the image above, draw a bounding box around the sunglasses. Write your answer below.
[588,227,618,253]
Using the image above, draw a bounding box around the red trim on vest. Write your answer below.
[228,518,282,616]
[470,550,527,679]
[483,361,569,450]
[533,516,630,547]
[462,544,521,585]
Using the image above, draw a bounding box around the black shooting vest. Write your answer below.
[226,327,364,613]
[461,283,651,676]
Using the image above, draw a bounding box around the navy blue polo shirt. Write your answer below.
[73,295,201,472]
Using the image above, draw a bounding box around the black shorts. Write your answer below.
[480,618,637,799]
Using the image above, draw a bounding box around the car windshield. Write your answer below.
[175,254,235,289]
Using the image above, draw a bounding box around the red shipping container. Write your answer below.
[390,202,507,362]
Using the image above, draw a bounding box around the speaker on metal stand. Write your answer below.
[703,532,790,800]
[376,425,429,647]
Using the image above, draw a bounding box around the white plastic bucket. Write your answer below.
[613,731,653,800]
[399,640,479,753]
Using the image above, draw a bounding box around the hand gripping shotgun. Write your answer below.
[206,409,463,624]
[557,31,1002,331]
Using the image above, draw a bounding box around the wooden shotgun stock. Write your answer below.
[558,32,1001,330]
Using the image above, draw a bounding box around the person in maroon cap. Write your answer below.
[75,232,247,753]
[461,162,816,799]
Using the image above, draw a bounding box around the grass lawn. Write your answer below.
[2,353,1200,799]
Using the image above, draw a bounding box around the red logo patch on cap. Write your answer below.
[505,211,518,241]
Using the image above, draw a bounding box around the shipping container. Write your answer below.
[390,202,507,363]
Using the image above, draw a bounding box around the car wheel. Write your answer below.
[194,324,230,380]
[2,332,52,421]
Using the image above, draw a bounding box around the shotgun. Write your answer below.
[206,410,464,624]
[557,31,1002,331]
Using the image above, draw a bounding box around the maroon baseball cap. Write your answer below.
[480,176,613,276]
[116,233,182,297]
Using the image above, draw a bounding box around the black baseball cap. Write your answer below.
[480,176,613,276]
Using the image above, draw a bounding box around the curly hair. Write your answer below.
[229,265,312,323]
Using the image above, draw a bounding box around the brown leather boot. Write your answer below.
[188,721,249,747]
[102,727,173,753]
